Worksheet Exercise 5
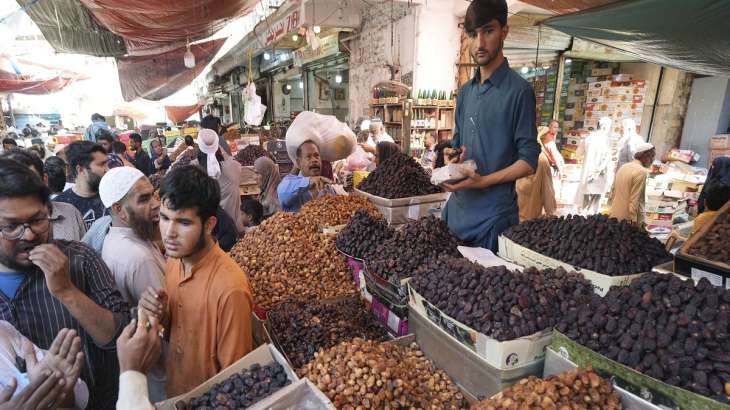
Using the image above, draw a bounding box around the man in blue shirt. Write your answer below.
[442,0,540,252]
[277,141,333,212]
[84,113,111,142]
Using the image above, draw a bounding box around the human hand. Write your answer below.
[444,146,467,165]
[0,372,65,410]
[117,317,162,374]
[24,329,84,398]
[28,245,74,299]
[359,144,375,154]
[442,172,487,192]
[309,176,333,192]
[139,287,168,323]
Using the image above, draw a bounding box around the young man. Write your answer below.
[0,148,86,242]
[200,114,232,155]
[44,156,67,199]
[84,113,109,142]
[440,0,540,252]
[54,141,109,230]
[140,165,253,397]
[609,142,655,224]
[277,141,333,212]
[95,129,115,153]
[0,159,131,409]
[130,134,152,176]
[2,138,17,151]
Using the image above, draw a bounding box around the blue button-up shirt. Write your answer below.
[443,58,540,251]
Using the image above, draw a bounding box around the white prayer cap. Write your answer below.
[635,142,655,155]
[197,129,219,155]
[99,166,144,208]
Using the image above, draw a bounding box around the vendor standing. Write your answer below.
[360,118,394,154]
[441,0,540,252]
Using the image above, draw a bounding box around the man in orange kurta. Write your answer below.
[140,165,253,397]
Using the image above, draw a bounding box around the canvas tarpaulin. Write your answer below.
[544,0,730,77]
[117,39,225,102]
[165,103,203,123]
[0,69,76,94]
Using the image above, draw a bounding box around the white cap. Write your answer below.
[99,167,145,208]
[197,129,219,155]
[635,142,655,155]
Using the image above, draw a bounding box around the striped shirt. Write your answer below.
[0,240,131,410]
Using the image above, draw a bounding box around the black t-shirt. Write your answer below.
[134,150,152,176]
[54,189,108,231]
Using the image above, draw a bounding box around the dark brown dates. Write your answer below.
[234,144,274,166]
[411,256,595,341]
[358,152,442,198]
[557,272,730,403]
[689,211,730,265]
[335,209,394,260]
[503,214,672,275]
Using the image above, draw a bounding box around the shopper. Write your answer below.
[54,141,109,230]
[197,129,245,233]
[698,156,730,213]
[213,206,239,252]
[277,140,333,212]
[2,138,17,151]
[84,113,110,142]
[617,119,645,172]
[691,182,730,236]
[95,128,115,153]
[374,141,401,167]
[0,159,131,410]
[439,0,540,252]
[516,129,556,221]
[542,121,565,175]
[0,148,87,242]
[241,198,264,232]
[115,316,162,410]
[130,134,153,176]
[45,156,67,199]
[151,140,171,174]
[254,156,281,217]
[434,141,452,169]
[200,114,232,155]
[361,118,394,154]
[0,323,88,408]
[609,142,655,224]
[139,165,253,397]
[98,167,166,402]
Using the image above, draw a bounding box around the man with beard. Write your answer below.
[98,167,167,402]
[439,0,540,252]
[139,165,253,397]
[54,141,109,230]
[277,141,333,212]
[0,158,130,409]
[130,133,153,176]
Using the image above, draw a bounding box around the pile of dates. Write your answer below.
[503,214,671,275]
[234,144,273,166]
[181,362,290,409]
[358,152,442,198]
[368,216,461,283]
[473,367,621,409]
[335,209,394,260]
[268,297,389,369]
[557,272,730,402]
[689,211,730,265]
[300,195,379,229]
[411,256,595,341]
[299,338,467,409]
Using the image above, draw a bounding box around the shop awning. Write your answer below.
[165,103,203,123]
[117,39,226,101]
[0,69,76,94]
[544,0,730,77]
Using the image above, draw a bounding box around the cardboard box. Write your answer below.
[497,236,648,296]
[709,148,730,163]
[156,344,299,410]
[551,331,730,410]
[409,283,552,370]
[254,379,336,409]
[353,189,448,225]
[710,134,730,149]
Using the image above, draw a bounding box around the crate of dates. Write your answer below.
[156,344,298,410]
[249,379,335,409]
[552,272,730,410]
[500,214,672,296]
[408,255,595,370]
[354,152,448,224]
[676,201,730,286]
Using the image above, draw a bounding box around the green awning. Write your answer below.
[545,0,730,77]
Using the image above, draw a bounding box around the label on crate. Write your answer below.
[691,267,723,287]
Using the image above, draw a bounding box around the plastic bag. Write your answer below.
[430,160,477,185]
[346,146,371,171]
[285,111,356,162]
[244,82,267,126]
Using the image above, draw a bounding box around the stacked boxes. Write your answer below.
[709,134,730,163]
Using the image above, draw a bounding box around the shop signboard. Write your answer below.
[264,9,300,46]
[293,34,341,67]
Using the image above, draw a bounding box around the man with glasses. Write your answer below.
[54,141,110,230]
[0,158,130,409]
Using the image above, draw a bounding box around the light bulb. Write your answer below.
[286,84,292,90]
[520,66,529,74]
[292,34,299,41]
[299,81,304,89]
[313,25,321,34]
[263,52,271,60]
[565,58,572,64]
[543,65,550,70]
[184,47,195,68]
[335,74,342,83]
